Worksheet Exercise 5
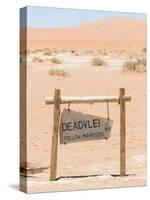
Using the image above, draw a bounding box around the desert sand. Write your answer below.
[20,16,147,193]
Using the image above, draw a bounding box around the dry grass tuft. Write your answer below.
[103,52,108,56]
[53,49,59,53]
[84,50,94,55]
[71,49,76,54]
[50,57,62,64]
[91,57,105,66]
[61,49,69,53]
[48,68,70,77]
[43,50,52,56]
[123,58,146,73]
[32,49,43,53]
[33,57,43,62]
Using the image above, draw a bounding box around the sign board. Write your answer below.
[60,109,113,144]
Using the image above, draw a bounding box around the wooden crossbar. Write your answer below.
[45,96,131,105]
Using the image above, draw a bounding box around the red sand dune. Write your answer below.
[21,16,147,49]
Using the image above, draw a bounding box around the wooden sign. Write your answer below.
[60,109,113,144]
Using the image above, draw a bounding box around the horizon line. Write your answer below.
[21,15,146,30]
[20,7,146,29]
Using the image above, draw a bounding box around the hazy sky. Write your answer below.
[20,6,146,29]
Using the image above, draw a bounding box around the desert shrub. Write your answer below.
[129,56,134,59]
[43,50,52,56]
[51,57,62,64]
[53,49,59,53]
[44,48,50,51]
[123,58,146,73]
[61,49,69,53]
[142,48,147,53]
[120,49,125,53]
[103,52,108,56]
[48,68,70,77]
[137,58,146,66]
[84,50,93,54]
[32,57,43,62]
[32,49,43,53]
[33,57,39,62]
[71,49,76,54]
[91,57,105,66]
[38,59,43,62]
[123,61,137,72]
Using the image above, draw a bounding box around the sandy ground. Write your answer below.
[21,50,146,193]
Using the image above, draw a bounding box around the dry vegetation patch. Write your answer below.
[43,50,52,56]
[91,57,105,66]
[32,49,44,53]
[50,57,62,64]
[123,58,146,73]
[84,50,94,55]
[33,57,43,63]
[71,49,76,54]
[142,48,147,53]
[48,67,70,77]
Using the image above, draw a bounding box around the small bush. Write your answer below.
[44,50,52,56]
[61,49,69,53]
[71,49,76,54]
[137,58,146,66]
[123,61,137,72]
[84,50,94,54]
[53,49,59,53]
[103,52,108,56]
[44,48,50,51]
[51,57,62,64]
[32,57,43,62]
[123,58,146,73]
[32,49,43,53]
[91,57,105,66]
[142,48,147,53]
[48,68,70,77]
[120,49,125,53]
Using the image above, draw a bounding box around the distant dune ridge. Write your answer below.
[21,16,146,49]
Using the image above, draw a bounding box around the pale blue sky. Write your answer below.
[20,6,146,29]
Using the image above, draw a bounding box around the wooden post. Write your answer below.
[120,88,126,176]
[49,89,61,181]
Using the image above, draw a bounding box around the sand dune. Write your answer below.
[22,16,146,49]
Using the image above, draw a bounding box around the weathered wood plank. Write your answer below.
[45,96,131,105]
[60,109,113,144]
[120,88,126,176]
[49,89,60,181]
